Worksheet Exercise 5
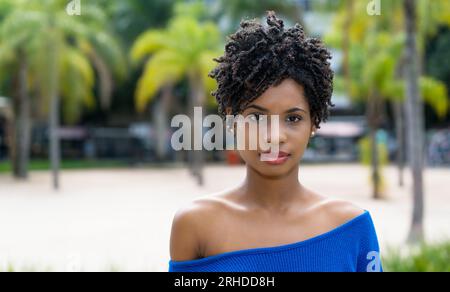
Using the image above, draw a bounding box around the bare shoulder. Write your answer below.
[169,195,227,261]
[313,197,366,227]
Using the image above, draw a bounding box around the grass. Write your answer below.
[0,159,130,173]
[0,263,53,272]
[2,240,450,272]
[382,240,450,272]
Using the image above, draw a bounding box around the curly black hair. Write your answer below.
[208,11,334,129]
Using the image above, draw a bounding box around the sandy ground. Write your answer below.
[0,163,448,271]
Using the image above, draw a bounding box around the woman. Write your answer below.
[168,11,382,272]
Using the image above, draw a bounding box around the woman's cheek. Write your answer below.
[237,149,258,166]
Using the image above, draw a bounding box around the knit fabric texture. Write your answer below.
[168,210,383,272]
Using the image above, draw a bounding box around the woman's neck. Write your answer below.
[238,165,304,212]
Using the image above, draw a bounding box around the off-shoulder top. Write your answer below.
[168,210,383,272]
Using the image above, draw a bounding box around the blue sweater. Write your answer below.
[168,210,382,272]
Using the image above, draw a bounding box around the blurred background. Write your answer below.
[0,0,449,272]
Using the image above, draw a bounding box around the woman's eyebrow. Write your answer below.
[244,104,269,112]
[285,107,308,114]
[244,105,308,114]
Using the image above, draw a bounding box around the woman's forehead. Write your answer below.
[246,79,309,112]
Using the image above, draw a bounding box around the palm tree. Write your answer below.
[130,13,221,186]
[0,0,29,179]
[0,0,125,188]
[325,0,449,201]
[324,0,449,244]
[403,0,424,243]
[99,0,176,47]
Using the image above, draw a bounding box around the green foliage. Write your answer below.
[383,240,450,272]
[0,0,126,124]
[427,29,450,89]
[174,0,210,20]
[358,134,388,193]
[0,159,129,173]
[324,0,450,118]
[418,0,450,40]
[420,77,449,118]
[130,10,222,112]
[0,262,53,272]
[60,47,95,123]
[98,0,175,47]
[358,135,389,166]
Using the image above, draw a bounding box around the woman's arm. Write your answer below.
[169,203,204,262]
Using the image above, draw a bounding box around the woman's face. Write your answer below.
[230,78,315,178]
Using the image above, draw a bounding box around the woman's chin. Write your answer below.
[250,161,297,178]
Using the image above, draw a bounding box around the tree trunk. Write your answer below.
[48,30,61,190]
[366,92,383,199]
[12,55,31,179]
[188,73,205,186]
[393,101,405,187]
[88,49,113,110]
[2,102,13,166]
[404,0,425,243]
[154,85,172,161]
[394,51,407,188]
[49,88,60,190]
[342,0,354,96]
[369,123,380,199]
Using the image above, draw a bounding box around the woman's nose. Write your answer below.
[264,116,287,145]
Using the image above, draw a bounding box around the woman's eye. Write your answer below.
[286,115,302,123]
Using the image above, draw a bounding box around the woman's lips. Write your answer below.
[259,151,291,165]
